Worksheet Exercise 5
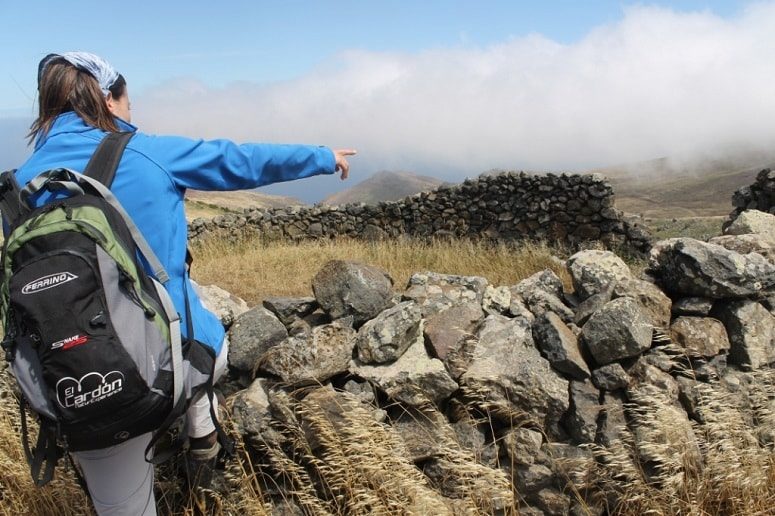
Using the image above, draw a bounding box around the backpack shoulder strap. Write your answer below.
[0,170,30,227]
[83,131,133,187]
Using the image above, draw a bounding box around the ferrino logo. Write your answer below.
[22,272,78,294]
[56,371,124,410]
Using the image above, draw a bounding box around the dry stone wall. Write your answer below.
[189,171,652,252]
[727,168,775,227]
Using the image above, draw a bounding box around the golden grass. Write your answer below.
[189,235,572,306]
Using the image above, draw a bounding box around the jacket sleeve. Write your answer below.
[139,134,336,191]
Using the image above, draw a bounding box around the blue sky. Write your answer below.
[0,0,767,202]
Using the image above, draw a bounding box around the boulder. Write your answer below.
[712,300,775,369]
[194,281,249,329]
[461,315,569,433]
[671,297,714,317]
[709,234,775,263]
[501,427,544,466]
[482,285,511,315]
[532,312,591,379]
[259,321,355,386]
[582,297,653,366]
[228,306,288,372]
[591,363,631,391]
[350,324,459,405]
[612,278,672,329]
[355,301,423,364]
[262,296,318,326]
[567,250,632,300]
[724,209,775,240]
[648,238,775,299]
[510,269,565,300]
[403,272,489,316]
[424,301,484,360]
[597,391,628,447]
[669,316,730,357]
[563,380,601,444]
[312,260,393,325]
[573,286,614,326]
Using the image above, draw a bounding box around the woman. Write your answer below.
[14,51,355,515]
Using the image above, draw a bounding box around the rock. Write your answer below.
[262,297,318,326]
[511,269,565,300]
[482,285,511,315]
[194,281,250,328]
[533,488,572,516]
[724,209,775,240]
[648,238,775,298]
[709,234,775,263]
[612,278,672,329]
[669,316,730,357]
[403,272,489,315]
[424,302,484,361]
[671,297,714,317]
[628,360,679,401]
[355,301,423,364]
[228,307,288,372]
[461,315,570,434]
[567,250,632,300]
[451,419,498,467]
[300,386,367,452]
[523,289,575,324]
[712,300,775,369]
[582,297,653,366]
[312,260,393,325]
[563,380,602,444]
[532,312,591,380]
[591,363,631,391]
[391,407,449,462]
[502,427,544,466]
[597,391,628,447]
[509,296,536,322]
[230,379,285,448]
[514,464,554,493]
[350,325,459,405]
[259,320,356,385]
[573,285,614,326]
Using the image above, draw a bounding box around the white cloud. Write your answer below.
[135,4,775,183]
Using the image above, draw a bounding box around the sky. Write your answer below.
[0,0,770,202]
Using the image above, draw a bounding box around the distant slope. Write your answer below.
[322,171,444,205]
[596,154,774,218]
[185,189,304,220]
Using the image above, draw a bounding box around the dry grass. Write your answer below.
[189,235,572,306]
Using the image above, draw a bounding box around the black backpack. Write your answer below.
[0,133,229,486]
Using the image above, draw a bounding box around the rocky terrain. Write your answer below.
[198,198,775,514]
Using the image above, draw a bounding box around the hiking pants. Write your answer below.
[72,338,229,515]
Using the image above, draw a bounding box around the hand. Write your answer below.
[333,149,357,180]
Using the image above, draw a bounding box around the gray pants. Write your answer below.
[73,339,229,515]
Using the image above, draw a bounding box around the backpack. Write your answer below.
[0,132,228,486]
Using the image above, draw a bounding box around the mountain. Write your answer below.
[322,170,444,205]
[185,189,303,220]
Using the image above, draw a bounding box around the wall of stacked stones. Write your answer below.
[727,168,775,226]
[188,171,652,252]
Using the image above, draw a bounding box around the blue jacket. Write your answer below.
[13,112,336,354]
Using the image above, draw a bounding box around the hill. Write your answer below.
[598,154,775,218]
[322,170,444,205]
[184,189,303,220]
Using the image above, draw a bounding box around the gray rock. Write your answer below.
[582,297,653,366]
[564,380,602,444]
[612,278,672,329]
[712,300,775,369]
[194,281,249,329]
[391,407,449,462]
[461,315,570,433]
[228,306,288,372]
[312,260,393,325]
[501,427,544,466]
[355,301,423,364]
[709,234,775,263]
[511,269,565,300]
[259,320,355,385]
[573,285,614,326]
[230,379,285,448]
[591,363,631,391]
[262,296,318,326]
[403,272,489,315]
[482,285,511,315]
[567,250,632,300]
[648,238,775,298]
[515,464,554,493]
[523,288,575,324]
[451,419,498,467]
[424,301,484,361]
[350,325,459,405]
[534,488,572,516]
[597,391,628,447]
[509,296,536,322]
[724,209,775,240]
[672,297,714,317]
[669,316,730,357]
[532,312,591,379]
[628,360,679,401]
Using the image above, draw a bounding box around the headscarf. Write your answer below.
[38,52,120,97]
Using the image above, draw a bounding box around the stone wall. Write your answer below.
[189,171,652,252]
[727,168,775,226]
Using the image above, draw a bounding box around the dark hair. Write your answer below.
[27,57,126,144]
